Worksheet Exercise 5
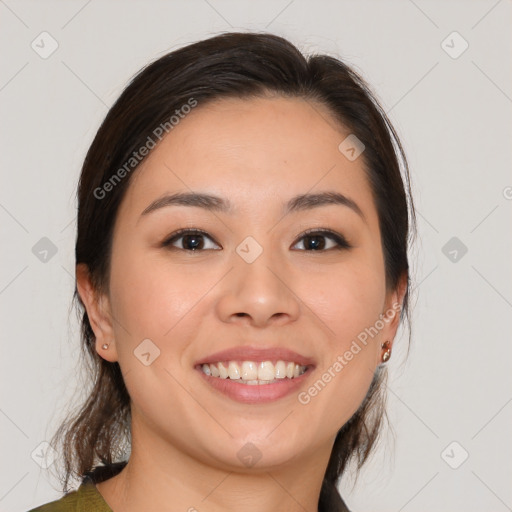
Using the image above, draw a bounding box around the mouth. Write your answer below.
[194,347,315,403]
[198,360,307,385]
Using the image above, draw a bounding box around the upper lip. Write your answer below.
[195,346,316,367]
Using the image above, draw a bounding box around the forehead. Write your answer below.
[121,96,376,221]
[165,95,349,168]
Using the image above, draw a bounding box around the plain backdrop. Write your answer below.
[0,1,511,511]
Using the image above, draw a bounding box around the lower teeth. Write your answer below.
[240,379,277,385]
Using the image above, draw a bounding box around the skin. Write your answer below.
[77,95,407,512]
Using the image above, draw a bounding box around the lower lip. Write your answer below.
[196,367,313,404]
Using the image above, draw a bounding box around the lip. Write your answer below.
[197,367,313,404]
[195,346,316,404]
[195,346,316,367]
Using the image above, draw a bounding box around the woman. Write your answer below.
[29,31,415,512]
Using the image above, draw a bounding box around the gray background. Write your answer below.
[1,1,511,511]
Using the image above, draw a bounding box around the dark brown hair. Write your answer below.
[52,31,416,507]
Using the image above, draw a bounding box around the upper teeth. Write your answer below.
[201,360,306,382]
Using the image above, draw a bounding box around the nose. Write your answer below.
[215,248,301,328]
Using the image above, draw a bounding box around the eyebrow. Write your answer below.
[140,191,365,221]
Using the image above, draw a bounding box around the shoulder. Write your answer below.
[26,489,80,512]
[26,481,112,512]
[27,462,126,512]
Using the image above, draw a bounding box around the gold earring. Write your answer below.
[381,341,391,363]
[102,343,109,350]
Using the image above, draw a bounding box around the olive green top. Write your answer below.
[26,462,123,512]
[27,481,112,512]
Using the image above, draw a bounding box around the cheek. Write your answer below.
[107,244,230,399]
[294,261,385,419]
[110,242,192,327]
[302,260,386,345]
[108,251,208,420]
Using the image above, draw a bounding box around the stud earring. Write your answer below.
[381,341,391,363]
[102,343,109,350]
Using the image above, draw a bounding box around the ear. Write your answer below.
[378,271,408,359]
[76,263,118,362]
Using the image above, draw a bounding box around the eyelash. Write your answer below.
[161,228,352,252]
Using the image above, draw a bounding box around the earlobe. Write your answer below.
[76,263,119,362]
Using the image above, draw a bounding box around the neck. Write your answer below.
[97,420,333,512]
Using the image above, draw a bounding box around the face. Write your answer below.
[78,96,405,473]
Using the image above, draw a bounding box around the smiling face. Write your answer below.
[78,95,405,474]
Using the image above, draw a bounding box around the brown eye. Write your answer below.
[162,229,221,251]
[291,230,351,251]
